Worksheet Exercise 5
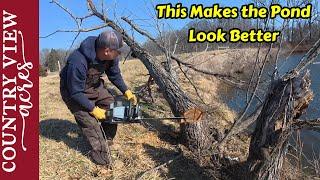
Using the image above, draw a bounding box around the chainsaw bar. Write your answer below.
[135,117,186,121]
[107,97,203,124]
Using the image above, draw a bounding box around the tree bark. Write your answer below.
[128,33,211,152]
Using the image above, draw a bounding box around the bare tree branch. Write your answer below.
[137,153,182,180]
[283,37,320,80]
[244,16,273,104]
[293,118,320,131]
[177,62,207,105]
[40,24,109,38]
[121,16,245,88]
[50,0,78,26]
[219,42,273,147]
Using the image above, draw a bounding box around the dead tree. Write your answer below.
[247,72,313,179]
[246,37,320,179]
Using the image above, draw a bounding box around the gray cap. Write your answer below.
[96,30,129,52]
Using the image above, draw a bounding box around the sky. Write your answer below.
[40,0,246,50]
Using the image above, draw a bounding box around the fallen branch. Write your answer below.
[293,118,320,131]
[228,104,263,136]
[137,154,182,180]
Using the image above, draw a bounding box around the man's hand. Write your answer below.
[124,90,137,105]
[90,106,106,121]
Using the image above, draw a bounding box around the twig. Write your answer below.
[280,13,320,68]
[219,42,273,147]
[246,15,272,103]
[44,0,112,60]
[51,0,78,25]
[283,37,320,80]
[293,118,320,131]
[246,44,262,103]
[40,24,109,38]
[177,62,207,105]
[121,16,245,88]
[137,154,182,180]
[273,20,288,79]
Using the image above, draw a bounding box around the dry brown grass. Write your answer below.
[40,74,189,179]
[40,49,266,179]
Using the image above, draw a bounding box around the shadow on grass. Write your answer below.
[140,143,214,180]
[140,108,181,145]
[220,161,248,180]
[40,119,90,155]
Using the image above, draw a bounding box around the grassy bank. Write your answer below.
[40,48,278,179]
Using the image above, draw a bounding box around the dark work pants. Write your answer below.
[60,83,117,165]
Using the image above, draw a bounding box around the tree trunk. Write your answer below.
[86,9,212,152]
[128,33,212,152]
[128,35,212,152]
[247,71,313,180]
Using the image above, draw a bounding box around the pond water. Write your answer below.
[220,52,320,162]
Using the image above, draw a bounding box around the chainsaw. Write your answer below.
[105,97,192,124]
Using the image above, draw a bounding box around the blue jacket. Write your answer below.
[60,36,128,111]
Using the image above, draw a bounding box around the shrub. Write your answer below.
[39,65,48,77]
